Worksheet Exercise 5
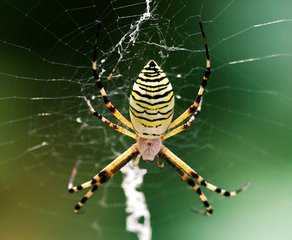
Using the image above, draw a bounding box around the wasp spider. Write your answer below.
[68,22,248,215]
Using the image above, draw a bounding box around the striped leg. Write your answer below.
[162,98,202,140]
[158,150,212,215]
[68,144,139,213]
[84,97,136,139]
[160,146,249,198]
[92,47,134,130]
[159,150,212,215]
[180,173,213,215]
[67,160,81,191]
[169,21,211,130]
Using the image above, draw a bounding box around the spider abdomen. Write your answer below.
[129,60,174,138]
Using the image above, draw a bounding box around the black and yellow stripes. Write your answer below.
[92,48,134,130]
[181,173,213,215]
[160,146,248,214]
[83,97,136,139]
[162,98,202,140]
[131,91,174,111]
[129,60,174,137]
[168,21,211,130]
[68,22,249,217]
[68,144,139,213]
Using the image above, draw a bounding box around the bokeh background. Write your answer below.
[1,0,292,240]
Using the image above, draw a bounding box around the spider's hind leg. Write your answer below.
[68,144,139,213]
[181,173,213,215]
[158,151,213,215]
[160,146,249,214]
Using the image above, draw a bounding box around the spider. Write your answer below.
[68,22,248,215]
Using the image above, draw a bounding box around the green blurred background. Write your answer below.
[1,0,292,240]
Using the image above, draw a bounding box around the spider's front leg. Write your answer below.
[92,47,134,130]
[166,21,211,138]
[68,144,139,213]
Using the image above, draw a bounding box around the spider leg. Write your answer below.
[68,144,139,213]
[171,165,213,215]
[160,146,249,198]
[181,173,213,215]
[92,47,134,130]
[67,161,94,193]
[162,98,202,140]
[159,149,212,215]
[67,160,82,191]
[84,97,136,139]
[168,21,211,130]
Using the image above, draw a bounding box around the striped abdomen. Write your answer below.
[129,60,174,139]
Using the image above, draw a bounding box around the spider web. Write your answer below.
[1,0,292,240]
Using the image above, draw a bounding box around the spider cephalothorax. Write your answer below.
[68,22,248,216]
[137,137,162,161]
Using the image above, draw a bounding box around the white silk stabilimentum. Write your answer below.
[121,161,151,240]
